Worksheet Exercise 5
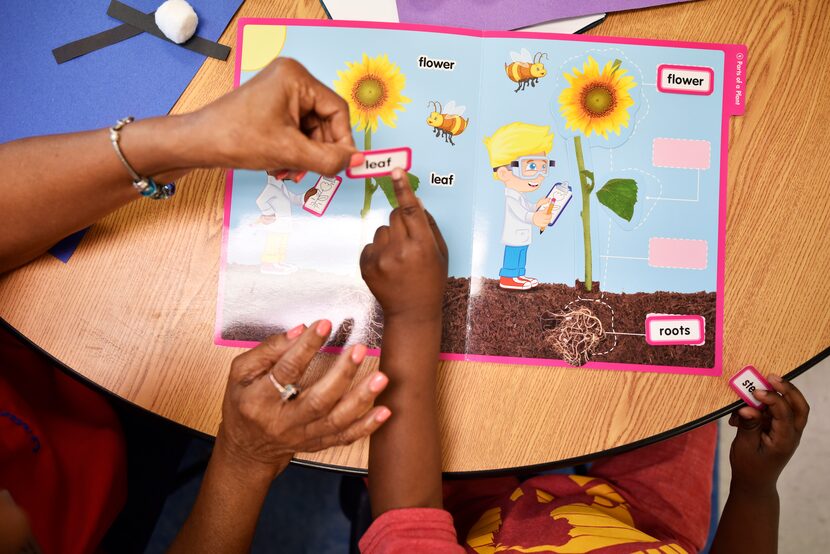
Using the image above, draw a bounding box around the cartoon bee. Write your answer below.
[426,100,469,146]
[505,49,548,92]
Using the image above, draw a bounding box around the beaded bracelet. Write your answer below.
[109,117,176,200]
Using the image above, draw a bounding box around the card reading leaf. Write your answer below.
[346,147,412,179]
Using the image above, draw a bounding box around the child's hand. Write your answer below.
[360,168,448,323]
[728,374,809,494]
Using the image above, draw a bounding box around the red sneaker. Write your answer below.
[517,276,539,288]
[499,276,532,290]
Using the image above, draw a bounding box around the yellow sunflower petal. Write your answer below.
[557,56,637,139]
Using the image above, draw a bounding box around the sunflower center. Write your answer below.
[353,76,386,109]
[582,84,616,116]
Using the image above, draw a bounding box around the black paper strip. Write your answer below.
[107,0,231,61]
[53,22,144,64]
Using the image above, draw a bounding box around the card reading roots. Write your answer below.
[346,147,412,179]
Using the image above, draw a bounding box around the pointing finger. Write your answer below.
[391,168,430,239]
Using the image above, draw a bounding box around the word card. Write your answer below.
[729,365,772,408]
[303,175,343,217]
[346,147,412,179]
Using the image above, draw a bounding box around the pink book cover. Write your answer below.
[215,18,747,376]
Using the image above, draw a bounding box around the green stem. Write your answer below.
[360,128,375,218]
[574,136,593,292]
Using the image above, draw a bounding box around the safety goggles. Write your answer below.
[495,156,555,179]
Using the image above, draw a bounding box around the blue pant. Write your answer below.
[500,245,528,278]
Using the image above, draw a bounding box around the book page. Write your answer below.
[466,32,741,375]
[216,20,482,355]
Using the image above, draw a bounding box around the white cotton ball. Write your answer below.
[155,0,199,44]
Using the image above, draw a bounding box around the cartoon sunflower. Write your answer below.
[334,53,410,133]
[558,56,637,139]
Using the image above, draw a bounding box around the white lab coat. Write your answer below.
[256,175,303,218]
[501,188,535,246]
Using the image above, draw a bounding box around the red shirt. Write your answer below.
[0,329,126,554]
[361,424,716,554]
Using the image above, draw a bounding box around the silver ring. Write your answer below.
[268,372,299,401]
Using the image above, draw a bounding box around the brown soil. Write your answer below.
[465,277,716,368]
[222,274,715,368]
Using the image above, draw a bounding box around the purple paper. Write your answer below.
[396,0,696,30]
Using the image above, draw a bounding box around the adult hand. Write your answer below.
[216,321,391,479]
[728,374,809,493]
[359,168,449,323]
[191,58,362,176]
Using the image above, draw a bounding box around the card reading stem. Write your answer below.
[303,175,343,217]
[346,147,412,179]
[729,365,773,409]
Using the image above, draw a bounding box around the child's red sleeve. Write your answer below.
[359,507,465,553]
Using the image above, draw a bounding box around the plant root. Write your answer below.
[542,306,605,366]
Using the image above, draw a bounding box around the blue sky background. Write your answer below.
[228,25,726,294]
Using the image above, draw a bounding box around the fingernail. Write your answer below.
[369,372,388,393]
[274,170,290,180]
[351,344,368,364]
[349,152,365,167]
[391,167,403,180]
[315,319,332,337]
[374,407,391,423]
[769,374,782,382]
[754,389,767,397]
[286,324,305,340]
[294,171,307,182]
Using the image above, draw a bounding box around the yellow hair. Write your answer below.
[483,122,554,180]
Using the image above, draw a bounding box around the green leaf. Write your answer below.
[596,178,638,221]
[376,172,421,208]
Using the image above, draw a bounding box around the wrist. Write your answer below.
[117,114,203,178]
[214,429,290,484]
[383,309,443,327]
[729,479,778,500]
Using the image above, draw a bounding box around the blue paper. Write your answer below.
[1,0,243,260]
[48,229,89,263]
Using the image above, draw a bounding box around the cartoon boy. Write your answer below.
[255,170,313,275]
[483,122,555,290]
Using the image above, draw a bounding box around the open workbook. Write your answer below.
[216,18,747,375]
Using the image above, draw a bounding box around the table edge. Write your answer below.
[4,317,827,477]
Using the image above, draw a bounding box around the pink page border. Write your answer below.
[216,18,741,376]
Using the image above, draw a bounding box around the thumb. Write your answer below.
[285,129,355,177]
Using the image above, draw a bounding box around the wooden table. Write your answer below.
[1,0,828,474]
